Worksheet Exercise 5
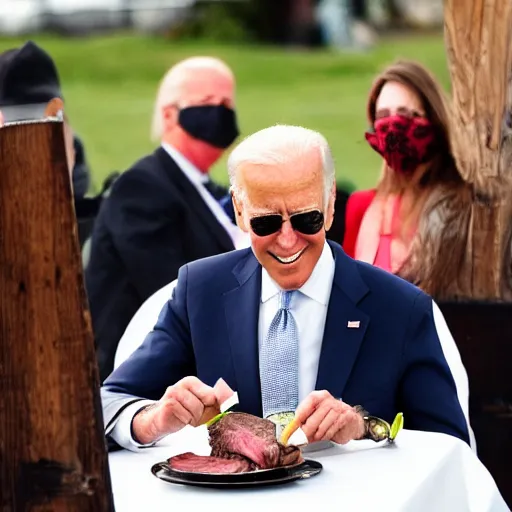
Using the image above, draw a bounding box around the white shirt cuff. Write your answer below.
[110,399,157,451]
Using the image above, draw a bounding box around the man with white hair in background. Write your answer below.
[101,124,470,451]
[85,56,248,383]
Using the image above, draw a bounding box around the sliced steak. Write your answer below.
[208,412,303,469]
[168,452,253,473]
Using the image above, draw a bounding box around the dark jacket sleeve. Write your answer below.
[71,136,91,199]
[104,168,187,300]
[103,264,195,400]
[398,292,470,445]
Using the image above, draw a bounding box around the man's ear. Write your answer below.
[162,104,178,131]
[324,182,337,232]
[231,189,248,232]
[44,97,64,119]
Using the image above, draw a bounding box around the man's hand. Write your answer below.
[294,390,365,445]
[132,376,232,445]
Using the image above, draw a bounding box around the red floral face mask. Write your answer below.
[365,114,437,175]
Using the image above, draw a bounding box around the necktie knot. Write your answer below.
[280,290,294,310]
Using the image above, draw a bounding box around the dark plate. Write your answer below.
[151,459,323,489]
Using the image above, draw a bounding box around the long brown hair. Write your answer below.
[366,60,465,253]
[367,59,462,194]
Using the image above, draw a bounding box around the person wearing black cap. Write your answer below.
[0,40,91,199]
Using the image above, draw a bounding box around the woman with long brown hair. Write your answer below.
[343,60,465,287]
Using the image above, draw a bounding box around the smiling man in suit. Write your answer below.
[86,57,249,383]
[101,124,470,450]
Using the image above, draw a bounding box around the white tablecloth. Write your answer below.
[108,427,509,512]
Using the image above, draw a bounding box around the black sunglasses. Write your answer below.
[249,210,324,237]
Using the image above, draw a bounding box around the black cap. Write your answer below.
[0,41,62,107]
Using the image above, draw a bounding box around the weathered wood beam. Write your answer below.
[0,121,113,510]
[444,0,512,190]
[440,0,512,299]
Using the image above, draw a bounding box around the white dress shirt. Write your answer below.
[259,242,335,402]
[110,242,474,451]
[161,142,250,250]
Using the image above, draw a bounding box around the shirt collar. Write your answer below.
[161,142,209,184]
[261,242,335,305]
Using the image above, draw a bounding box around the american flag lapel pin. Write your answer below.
[347,320,360,329]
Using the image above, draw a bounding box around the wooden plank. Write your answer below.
[445,0,512,186]
[422,0,512,299]
[0,121,113,510]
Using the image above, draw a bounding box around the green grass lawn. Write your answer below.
[0,32,451,192]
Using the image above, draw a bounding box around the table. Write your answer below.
[109,427,509,511]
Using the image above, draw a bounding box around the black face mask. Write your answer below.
[178,104,239,149]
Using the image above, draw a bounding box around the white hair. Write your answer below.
[227,124,336,209]
[150,56,233,142]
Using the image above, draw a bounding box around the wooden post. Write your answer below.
[0,121,114,510]
[442,0,512,299]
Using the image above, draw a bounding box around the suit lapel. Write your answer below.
[315,242,370,399]
[222,242,371,414]
[155,148,235,252]
[223,252,263,417]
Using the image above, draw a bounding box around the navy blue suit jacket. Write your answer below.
[103,241,470,445]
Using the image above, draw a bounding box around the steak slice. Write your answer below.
[208,412,303,469]
[168,452,253,473]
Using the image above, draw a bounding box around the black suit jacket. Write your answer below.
[85,147,235,382]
